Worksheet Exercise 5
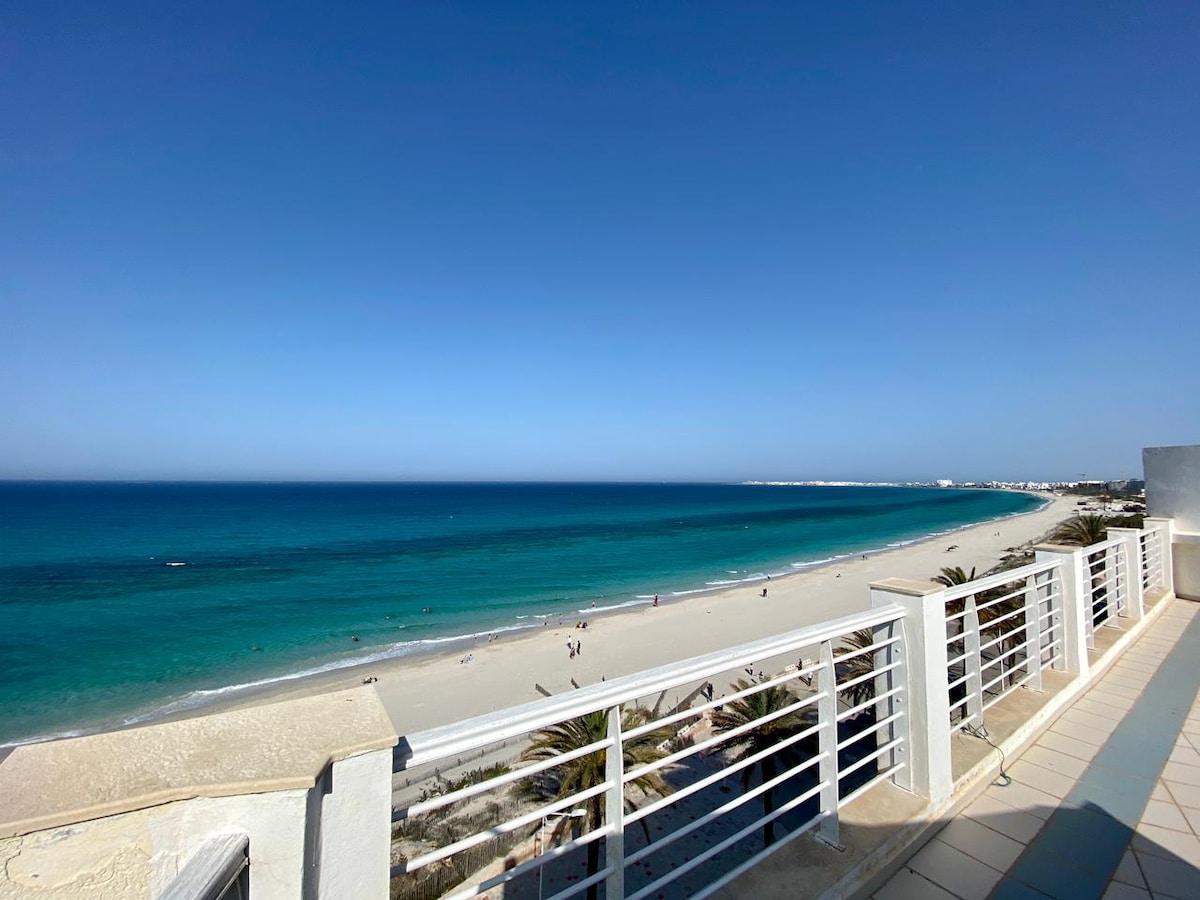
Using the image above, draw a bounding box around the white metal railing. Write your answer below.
[1140,526,1165,593]
[389,605,907,900]
[940,560,1063,733]
[158,834,249,900]
[1082,535,1129,646]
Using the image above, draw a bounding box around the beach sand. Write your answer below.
[219,492,1077,739]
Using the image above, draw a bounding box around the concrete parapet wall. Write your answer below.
[0,688,397,899]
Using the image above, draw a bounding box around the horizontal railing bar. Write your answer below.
[395,735,611,820]
[438,827,610,900]
[836,710,904,751]
[626,724,825,824]
[838,736,904,780]
[625,752,827,866]
[975,586,1025,612]
[838,762,904,808]
[402,781,610,873]
[948,693,972,714]
[837,659,902,693]
[834,634,902,664]
[837,684,902,722]
[544,865,612,900]
[947,671,975,691]
[624,666,818,742]
[397,604,904,769]
[632,782,829,900]
[981,605,1028,630]
[982,669,1040,710]
[980,640,1031,672]
[941,559,1059,602]
[625,694,823,784]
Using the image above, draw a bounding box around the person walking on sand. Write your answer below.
[653,594,659,607]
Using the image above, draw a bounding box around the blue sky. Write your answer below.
[3,2,1197,482]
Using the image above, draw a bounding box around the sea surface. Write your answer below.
[0,482,1041,746]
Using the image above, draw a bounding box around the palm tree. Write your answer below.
[932,566,976,587]
[710,679,817,848]
[521,707,671,900]
[1053,514,1112,624]
[835,629,877,709]
[1053,514,1108,546]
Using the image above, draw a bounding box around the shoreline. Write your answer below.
[126,491,1075,741]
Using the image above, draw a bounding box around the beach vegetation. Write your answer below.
[932,566,976,587]
[1052,514,1109,546]
[521,706,673,900]
[834,629,877,709]
[710,679,818,848]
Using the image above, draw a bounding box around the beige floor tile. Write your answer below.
[984,778,1060,819]
[1135,849,1200,900]
[1180,803,1200,836]
[1164,780,1200,810]
[1021,745,1090,779]
[1074,697,1130,721]
[1164,761,1200,787]
[1039,730,1101,762]
[1140,799,1192,833]
[1008,759,1077,799]
[1112,848,1146,888]
[874,867,961,900]
[1053,715,1117,746]
[1171,745,1200,768]
[1102,883,1151,900]
[1102,674,1148,692]
[1086,690,1137,711]
[907,838,1002,900]
[1094,681,1143,700]
[936,815,1026,872]
[961,792,1045,844]
[1132,823,1200,867]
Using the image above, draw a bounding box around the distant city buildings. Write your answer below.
[743,479,1145,494]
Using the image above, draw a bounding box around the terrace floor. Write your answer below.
[869,598,1200,900]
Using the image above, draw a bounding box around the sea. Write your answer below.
[0,482,1042,747]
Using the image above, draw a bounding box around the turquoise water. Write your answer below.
[0,482,1040,745]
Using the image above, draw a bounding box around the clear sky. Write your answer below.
[3,2,1197,483]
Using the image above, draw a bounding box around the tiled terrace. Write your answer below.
[869,598,1200,900]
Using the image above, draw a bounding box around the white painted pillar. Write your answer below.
[605,706,625,900]
[1021,573,1045,691]
[1034,545,1089,678]
[869,578,953,805]
[1144,517,1175,596]
[1107,528,1145,622]
[317,748,395,900]
[816,640,840,847]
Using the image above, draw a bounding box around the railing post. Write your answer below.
[962,594,984,729]
[816,640,840,847]
[874,616,906,786]
[1022,573,1044,691]
[1108,528,1145,622]
[870,579,953,804]
[1145,517,1175,596]
[605,705,625,900]
[1034,546,1089,677]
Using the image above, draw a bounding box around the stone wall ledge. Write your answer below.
[0,687,397,839]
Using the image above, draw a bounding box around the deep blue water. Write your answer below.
[0,482,1040,745]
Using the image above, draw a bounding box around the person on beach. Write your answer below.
[761,587,767,597]
[653,594,659,607]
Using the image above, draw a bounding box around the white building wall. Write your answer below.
[1144,444,1200,600]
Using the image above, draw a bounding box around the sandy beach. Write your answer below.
[218,492,1077,739]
